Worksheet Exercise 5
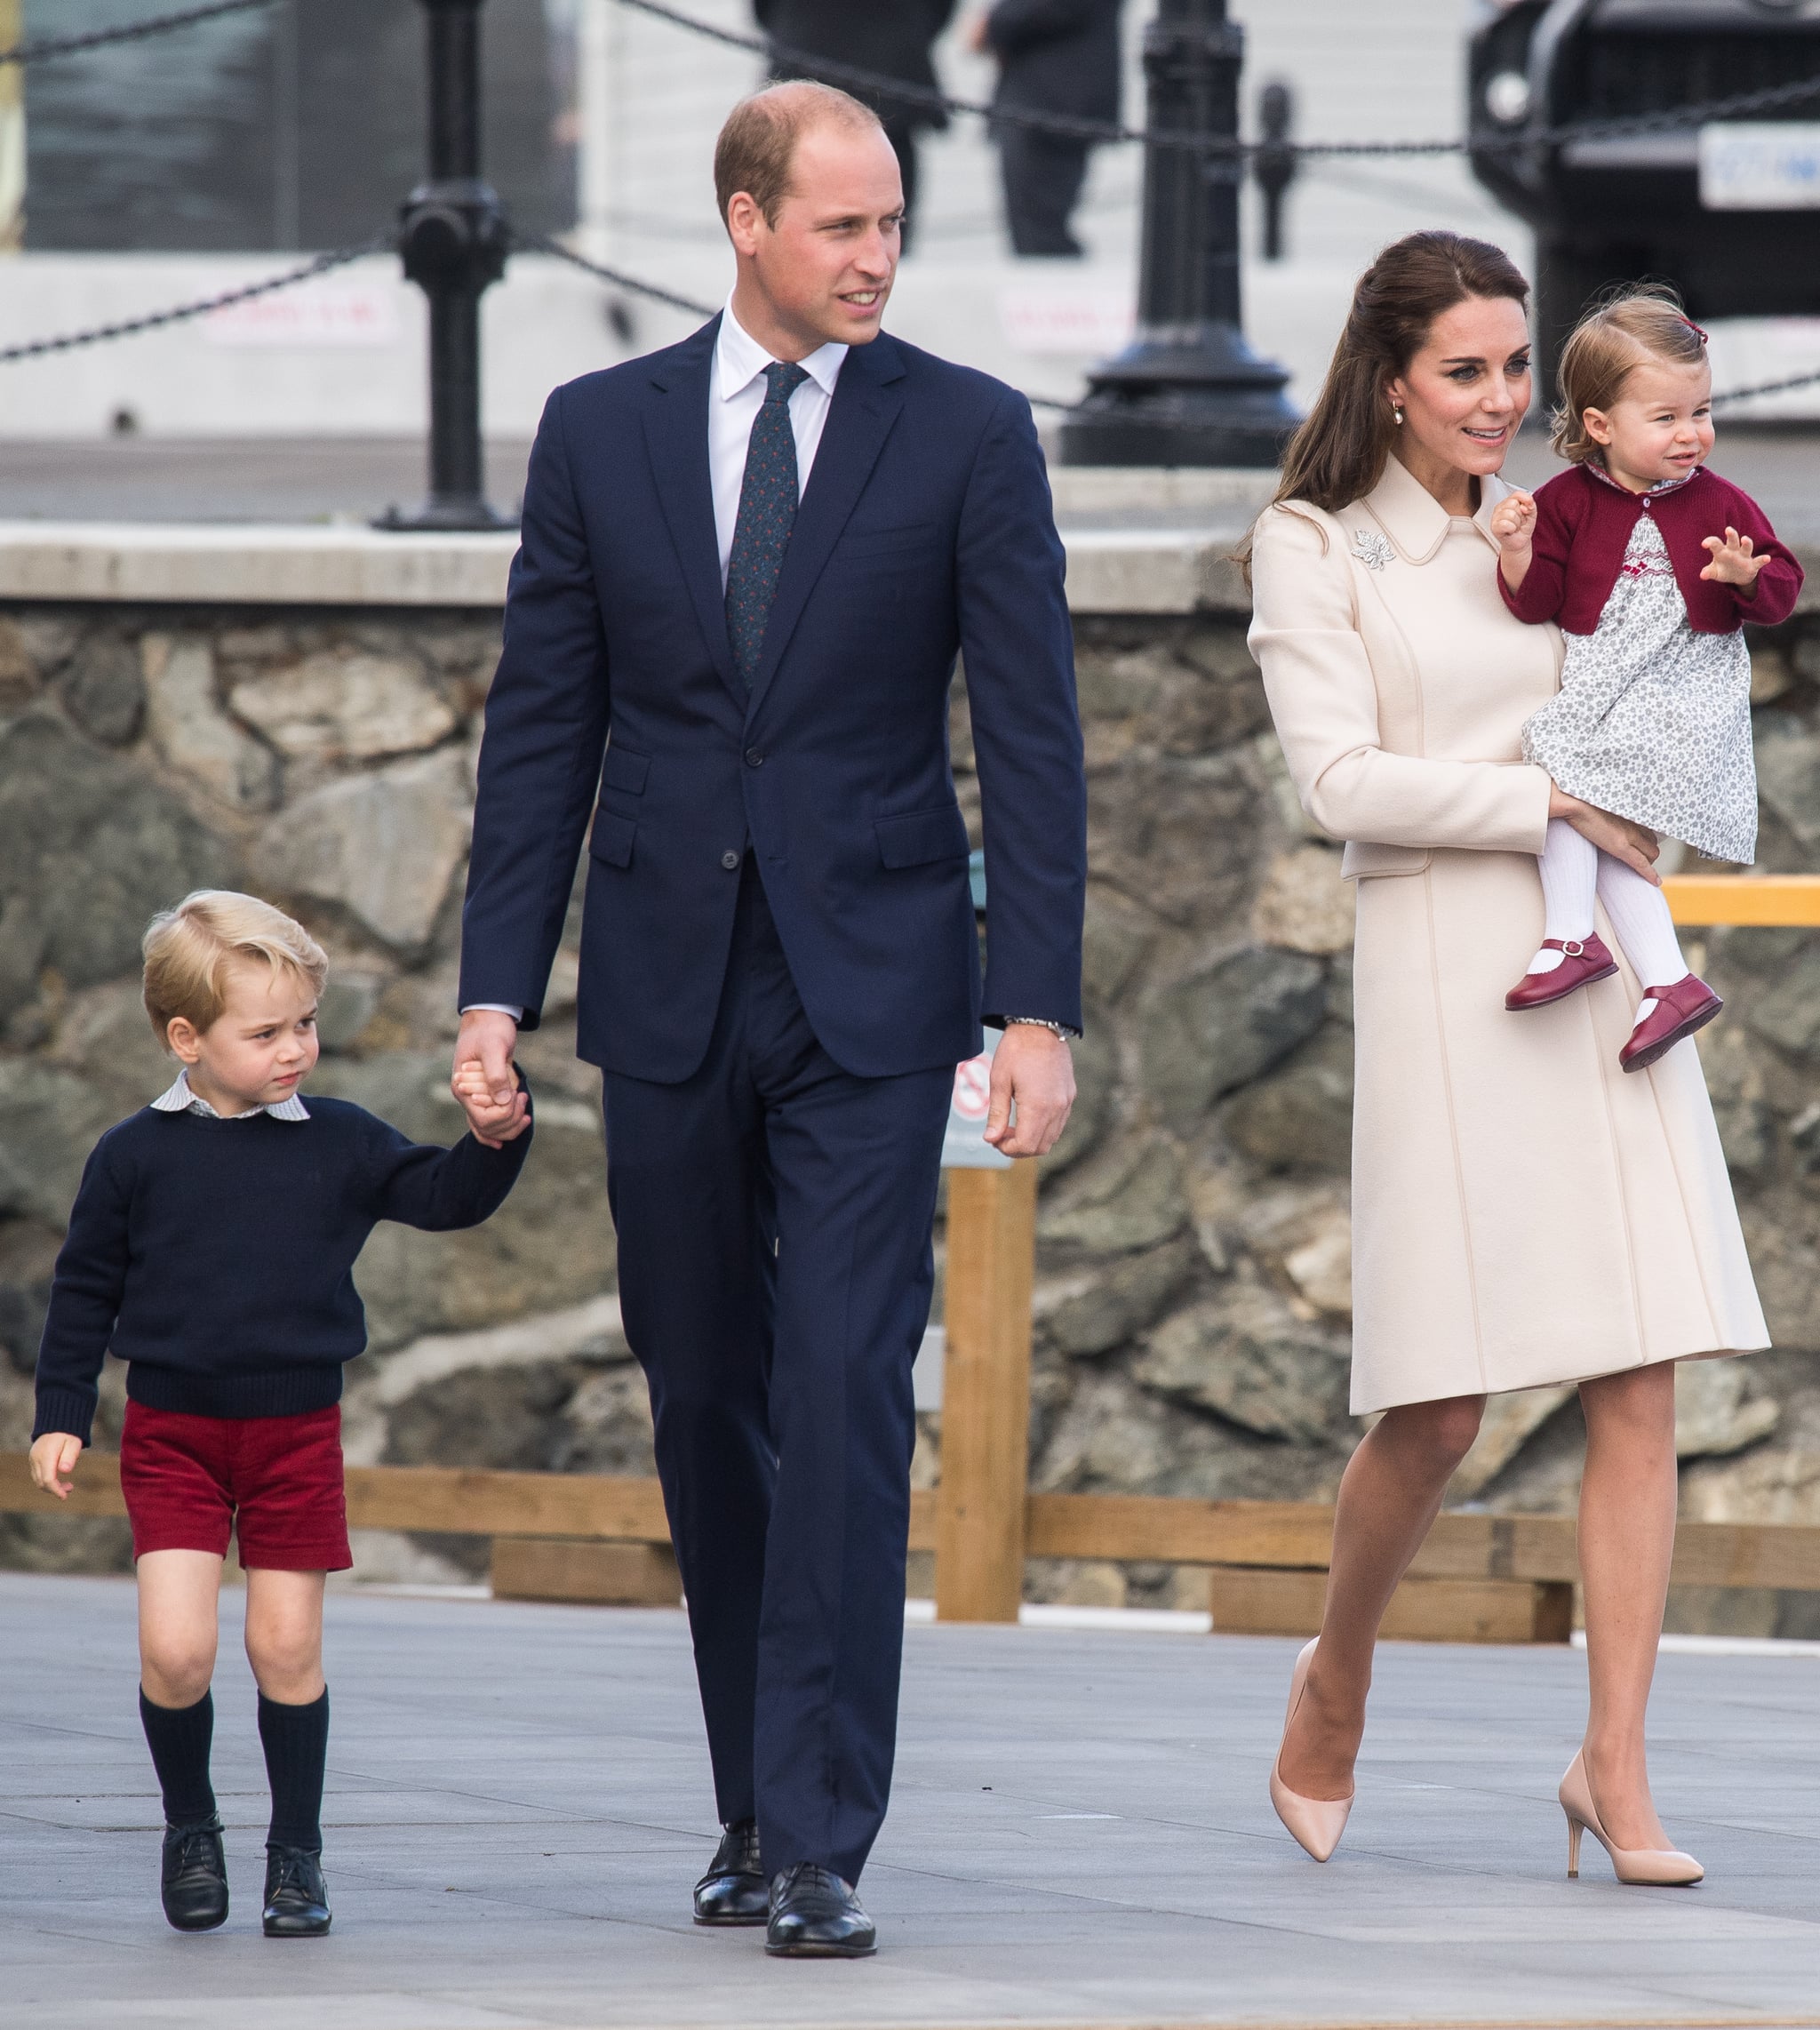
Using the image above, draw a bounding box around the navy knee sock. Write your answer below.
[139,1687,217,1828]
[257,1689,329,1853]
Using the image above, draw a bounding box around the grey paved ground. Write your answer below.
[3,1572,1818,2030]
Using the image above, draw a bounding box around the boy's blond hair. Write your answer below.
[1551,284,1710,463]
[142,891,328,1045]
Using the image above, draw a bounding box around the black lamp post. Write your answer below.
[1059,0,1298,468]
[377,0,514,531]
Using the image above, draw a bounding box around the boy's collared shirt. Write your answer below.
[149,1069,311,1123]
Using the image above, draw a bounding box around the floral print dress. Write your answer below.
[1520,468,1756,864]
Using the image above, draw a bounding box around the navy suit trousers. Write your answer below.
[602,861,951,1884]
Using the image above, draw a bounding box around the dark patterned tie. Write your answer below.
[724,359,809,689]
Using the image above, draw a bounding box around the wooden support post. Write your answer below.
[936,1160,1038,1623]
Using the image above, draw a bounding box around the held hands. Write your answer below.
[1489,490,1537,590]
[982,1024,1076,1160]
[29,1432,83,1500]
[1700,526,1765,595]
[451,1009,531,1148]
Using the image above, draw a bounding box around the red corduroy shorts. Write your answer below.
[120,1401,352,1571]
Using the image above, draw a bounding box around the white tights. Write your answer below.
[1530,819,1687,991]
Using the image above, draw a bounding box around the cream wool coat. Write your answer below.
[1249,456,1768,1414]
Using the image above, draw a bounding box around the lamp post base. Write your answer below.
[1060,329,1299,468]
[373,496,517,532]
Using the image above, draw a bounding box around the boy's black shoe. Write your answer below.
[764,1864,876,1957]
[160,1816,229,1931]
[692,1817,768,1925]
[261,1844,331,1937]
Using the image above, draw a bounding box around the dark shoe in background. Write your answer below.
[160,1816,229,1931]
[261,1843,331,1937]
[765,1863,876,1957]
[692,1817,768,1926]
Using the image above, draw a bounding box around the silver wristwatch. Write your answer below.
[1002,1016,1079,1041]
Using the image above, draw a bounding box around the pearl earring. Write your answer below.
[1393,405,1404,426]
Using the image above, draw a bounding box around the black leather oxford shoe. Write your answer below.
[692,1818,768,1925]
[160,1816,229,1931]
[261,1844,331,1937]
[764,1863,876,1957]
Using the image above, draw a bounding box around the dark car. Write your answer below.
[1468,0,1820,385]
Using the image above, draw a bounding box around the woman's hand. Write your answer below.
[1550,787,1661,884]
[1489,490,1536,591]
[1700,526,1765,596]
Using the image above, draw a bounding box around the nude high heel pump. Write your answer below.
[1268,1638,1354,1863]
[1558,1752,1703,1886]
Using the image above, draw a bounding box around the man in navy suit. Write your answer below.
[453,81,1085,1957]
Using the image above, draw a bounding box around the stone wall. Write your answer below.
[2,588,1817,1622]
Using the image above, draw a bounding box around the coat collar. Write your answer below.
[1361,452,1510,565]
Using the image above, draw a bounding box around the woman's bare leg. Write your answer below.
[1277,1394,1485,1800]
[1577,1361,1678,1850]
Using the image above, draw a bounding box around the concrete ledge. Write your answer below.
[0,520,1247,617]
[0,522,519,609]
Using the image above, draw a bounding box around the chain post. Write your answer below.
[1059,0,1297,468]
[378,0,515,531]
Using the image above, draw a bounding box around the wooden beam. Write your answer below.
[491,1538,682,1606]
[1663,873,1820,927]
[1209,1569,1575,1644]
[936,1162,1038,1624]
[1027,1492,1336,1568]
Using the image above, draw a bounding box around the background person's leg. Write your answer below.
[999,126,1090,257]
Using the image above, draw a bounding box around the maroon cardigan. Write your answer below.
[1498,462,1802,635]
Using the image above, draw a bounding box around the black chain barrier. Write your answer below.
[0,236,390,363]
[0,0,279,68]
[615,0,1820,161]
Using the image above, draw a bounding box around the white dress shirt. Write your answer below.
[150,1068,311,1122]
[709,294,849,588]
[464,299,850,1025]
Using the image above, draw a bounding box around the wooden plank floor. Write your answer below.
[2,1573,1818,2029]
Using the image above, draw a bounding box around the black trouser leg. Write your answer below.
[998,127,1092,257]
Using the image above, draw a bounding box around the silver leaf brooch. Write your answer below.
[1351,527,1396,572]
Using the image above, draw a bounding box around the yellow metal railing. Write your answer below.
[1664,873,1820,927]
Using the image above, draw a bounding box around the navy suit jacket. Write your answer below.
[459,318,1087,1085]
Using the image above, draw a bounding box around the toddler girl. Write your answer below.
[1492,288,1802,1072]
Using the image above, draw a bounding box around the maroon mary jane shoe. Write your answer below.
[1619,974,1723,1074]
[1505,934,1620,1011]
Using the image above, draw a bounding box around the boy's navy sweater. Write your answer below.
[33,1093,531,1444]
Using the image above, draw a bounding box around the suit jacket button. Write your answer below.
[720,850,740,871]
[745,747,764,768]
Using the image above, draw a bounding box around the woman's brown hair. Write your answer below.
[1550,284,1707,463]
[1257,230,1531,527]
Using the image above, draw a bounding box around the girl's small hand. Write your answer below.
[1489,490,1537,555]
[1700,526,1765,591]
[452,1059,529,1147]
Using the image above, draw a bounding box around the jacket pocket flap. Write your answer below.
[876,804,970,869]
[589,809,636,868]
[1341,840,1430,881]
[600,743,651,795]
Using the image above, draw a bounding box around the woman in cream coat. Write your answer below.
[1248,232,1766,1885]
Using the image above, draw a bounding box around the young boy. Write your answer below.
[28,891,531,1938]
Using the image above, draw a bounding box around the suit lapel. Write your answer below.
[745,334,907,720]
[642,317,740,703]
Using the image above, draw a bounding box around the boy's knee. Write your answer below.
[245,1625,322,1700]
[140,1642,215,1708]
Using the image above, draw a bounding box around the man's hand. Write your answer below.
[453,1059,530,1147]
[982,1025,1075,1159]
[1701,525,1765,595]
[1490,489,1537,590]
[451,1009,529,1150]
[29,1433,83,1500]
